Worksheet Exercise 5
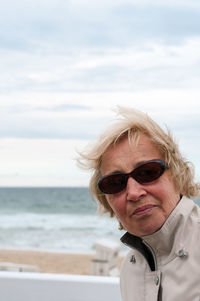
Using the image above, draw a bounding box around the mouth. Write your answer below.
[132,205,157,217]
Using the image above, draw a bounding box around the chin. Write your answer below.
[140,222,164,237]
[128,222,163,237]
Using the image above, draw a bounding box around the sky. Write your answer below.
[1,0,200,187]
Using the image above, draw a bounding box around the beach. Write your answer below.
[0,249,98,275]
[0,249,124,275]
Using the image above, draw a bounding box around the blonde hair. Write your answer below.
[77,107,200,217]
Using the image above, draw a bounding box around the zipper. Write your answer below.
[142,240,158,271]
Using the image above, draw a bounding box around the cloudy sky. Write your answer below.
[1,0,200,187]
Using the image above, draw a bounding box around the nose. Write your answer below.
[126,176,147,201]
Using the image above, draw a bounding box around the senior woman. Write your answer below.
[78,107,200,301]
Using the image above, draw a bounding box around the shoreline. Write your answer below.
[0,249,95,275]
[0,248,125,275]
[0,246,96,255]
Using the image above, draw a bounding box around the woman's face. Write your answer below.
[100,135,180,237]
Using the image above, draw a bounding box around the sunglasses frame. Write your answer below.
[98,159,169,194]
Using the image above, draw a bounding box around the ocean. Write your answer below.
[0,187,199,253]
[0,187,124,252]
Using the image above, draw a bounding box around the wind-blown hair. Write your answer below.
[77,107,200,217]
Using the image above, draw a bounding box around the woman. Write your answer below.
[78,107,200,301]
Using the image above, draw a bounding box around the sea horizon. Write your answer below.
[0,187,124,252]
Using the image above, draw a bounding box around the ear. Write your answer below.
[118,220,124,230]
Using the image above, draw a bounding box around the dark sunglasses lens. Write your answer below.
[134,162,165,183]
[98,174,127,194]
[98,160,167,194]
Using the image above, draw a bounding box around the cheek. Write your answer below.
[149,177,179,212]
[106,195,126,217]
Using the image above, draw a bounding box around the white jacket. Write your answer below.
[120,196,200,301]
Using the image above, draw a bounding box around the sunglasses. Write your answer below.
[98,159,169,194]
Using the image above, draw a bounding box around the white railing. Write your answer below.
[0,272,122,301]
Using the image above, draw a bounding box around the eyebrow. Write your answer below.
[101,159,161,177]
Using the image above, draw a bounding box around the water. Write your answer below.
[0,187,124,252]
[0,187,199,253]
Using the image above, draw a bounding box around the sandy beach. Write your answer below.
[0,249,96,275]
[0,249,124,275]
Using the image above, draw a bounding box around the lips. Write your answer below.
[132,204,156,216]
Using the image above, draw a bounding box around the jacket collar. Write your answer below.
[121,196,196,265]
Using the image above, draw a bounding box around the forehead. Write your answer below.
[100,135,162,174]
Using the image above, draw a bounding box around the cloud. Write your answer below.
[4,104,90,114]
[0,88,200,141]
[70,0,200,7]
[111,5,200,44]
[1,0,200,53]
[0,138,90,187]
[39,104,90,112]
[0,104,111,139]
[1,37,200,96]
[0,1,200,100]
[0,0,200,186]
